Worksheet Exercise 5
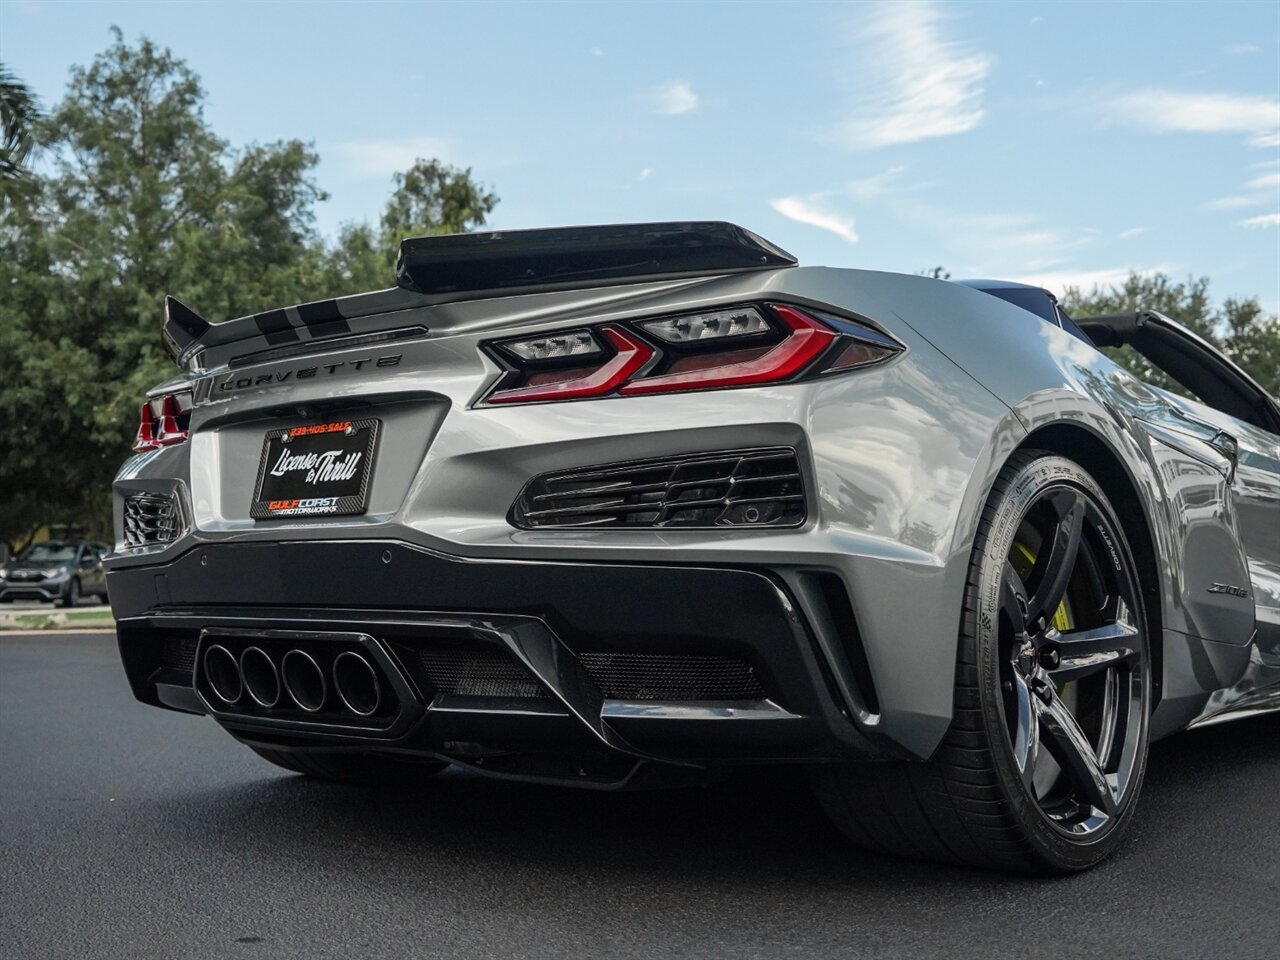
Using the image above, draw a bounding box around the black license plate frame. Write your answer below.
[250,417,380,520]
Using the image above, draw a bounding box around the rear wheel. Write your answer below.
[58,579,81,608]
[249,746,449,786]
[811,451,1151,872]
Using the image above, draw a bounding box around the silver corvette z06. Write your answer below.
[107,222,1280,873]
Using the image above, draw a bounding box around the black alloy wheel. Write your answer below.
[997,474,1147,840]
[811,451,1152,872]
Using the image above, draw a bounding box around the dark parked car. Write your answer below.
[0,540,109,606]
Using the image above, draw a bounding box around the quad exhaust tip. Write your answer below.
[203,644,243,704]
[202,641,387,718]
[333,651,382,717]
[239,646,281,708]
[281,649,327,713]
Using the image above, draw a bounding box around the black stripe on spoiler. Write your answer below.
[160,222,795,366]
[394,221,797,297]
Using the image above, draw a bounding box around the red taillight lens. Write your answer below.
[619,305,836,395]
[487,327,655,404]
[133,392,191,452]
[154,395,186,445]
[479,303,900,405]
[133,402,159,452]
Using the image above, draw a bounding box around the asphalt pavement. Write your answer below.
[2,632,1277,960]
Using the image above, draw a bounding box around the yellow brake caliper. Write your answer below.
[1012,541,1072,633]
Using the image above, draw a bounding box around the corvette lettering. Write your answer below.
[217,355,401,392]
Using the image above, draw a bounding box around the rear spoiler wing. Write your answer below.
[161,221,796,366]
[394,221,796,296]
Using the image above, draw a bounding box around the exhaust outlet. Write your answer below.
[239,646,281,708]
[281,649,327,713]
[203,644,243,704]
[333,651,382,717]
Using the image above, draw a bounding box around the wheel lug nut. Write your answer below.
[1039,646,1061,670]
[1030,678,1053,704]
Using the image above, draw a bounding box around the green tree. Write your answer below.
[0,31,329,546]
[0,64,38,171]
[1061,272,1280,398]
[325,158,498,295]
[0,62,40,204]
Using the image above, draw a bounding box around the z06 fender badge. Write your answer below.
[1207,582,1249,598]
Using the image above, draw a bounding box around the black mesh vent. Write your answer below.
[160,635,199,674]
[511,447,805,529]
[577,653,766,701]
[419,648,550,699]
[124,494,184,547]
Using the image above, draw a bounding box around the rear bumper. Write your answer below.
[109,538,902,772]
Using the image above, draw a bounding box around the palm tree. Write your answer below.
[0,62,39,189]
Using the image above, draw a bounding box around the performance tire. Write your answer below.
[811,450,1152,872]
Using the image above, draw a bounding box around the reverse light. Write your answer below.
[639,306,771,344]
[133,392,192,452]
[500,329,603,363]
[479,302,902,405]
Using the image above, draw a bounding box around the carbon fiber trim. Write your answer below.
[249,418,380,520]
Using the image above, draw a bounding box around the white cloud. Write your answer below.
[771,196,859,243]
[1103,88,1280,147]
[328,136,453,180]
[845,166,907,200]
[838,1,994,149]
[1010,265,1169,297]
[639,168,653,180]
[591,47,605,58]
[1119,227,1146,239]
[1203,169,1280,211]
[1224,43,1260,55]
[1204,193,1265,211]
[1240,213,1280,229]
[649,80,698,116]
[1246,171,1280,191]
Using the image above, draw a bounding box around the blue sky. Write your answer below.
[5,0,1279,306]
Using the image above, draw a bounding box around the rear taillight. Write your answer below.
[133,392,192,452]
[480,302,901,405]
[487,327,655,404]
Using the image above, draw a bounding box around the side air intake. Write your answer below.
[511,447,806,529]
[123,493,185,547]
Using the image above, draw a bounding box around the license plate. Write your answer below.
[251,418,379,519]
